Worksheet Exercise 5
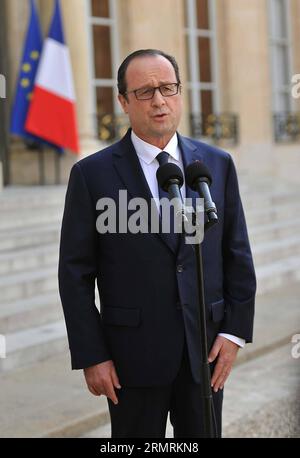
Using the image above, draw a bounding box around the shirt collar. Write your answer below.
[131,130,179,165]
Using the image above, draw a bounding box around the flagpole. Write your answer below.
[0,0,10,186]
[54,150,61,185]
[38,144,45,185]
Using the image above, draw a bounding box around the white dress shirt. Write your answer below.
[131,130,245,348]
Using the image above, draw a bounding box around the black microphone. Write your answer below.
[156,163,190,229]
[185,161,218,224]
[156,162,184,202]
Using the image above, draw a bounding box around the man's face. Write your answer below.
[118,55,183,148]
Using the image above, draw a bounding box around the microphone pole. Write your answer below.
[185,161,218,438]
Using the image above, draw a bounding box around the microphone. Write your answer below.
[156,162,184,202]
[156,163,189,229]
[185,161,218,225]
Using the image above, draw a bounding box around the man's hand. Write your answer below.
[83,360,121,405]
[208,336,239,392]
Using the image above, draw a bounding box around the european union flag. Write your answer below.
[10,0,42,140]
[10,0,62,152]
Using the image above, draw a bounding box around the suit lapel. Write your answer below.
[112,129,176,254]
[178,134,202,203]
[113,129,153,205]
[112,130,208,255]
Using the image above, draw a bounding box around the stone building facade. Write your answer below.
[0,0,299,188]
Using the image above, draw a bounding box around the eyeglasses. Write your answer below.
[125,83,181,100]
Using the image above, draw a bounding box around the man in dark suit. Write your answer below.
[58,49,256,438]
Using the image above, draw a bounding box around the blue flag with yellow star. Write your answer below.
[10,0,43,140]
[10,0,63,152]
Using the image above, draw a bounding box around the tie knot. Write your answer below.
[156,151,169,167]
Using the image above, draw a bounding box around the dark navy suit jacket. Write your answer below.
[58,129,256,386]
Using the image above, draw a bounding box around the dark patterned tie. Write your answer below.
[156,151,170,200]
[156,151,179,252]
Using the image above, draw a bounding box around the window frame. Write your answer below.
[184,0,220,115]
[86,0,121,124]
[268,0,294,113]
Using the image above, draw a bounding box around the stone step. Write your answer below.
[0,204,295,247]
[0,186,66,211]
[0,207,63,231]
[245,200,300,225]
[1,202,292,232]
[1,183,296,209]
[0,242,297,306]
[1,218,296,272]
[0,243,58,275]
[0,186,297,239]
[0,234,297,326]
[0,292,63,334]
[256,255,300,295]
[252,234,300,266]
[0,320,68,373]
[248,217,300,244]
[241,189,300,210]
[239,175,297,193]
[0,214,296,256]
[0,291,99,334]
[0,223,60,252]
[0,266,58,303]
[0,199,63,214]
[0,182,297,220]
[0,178,298,384]
[0,221,297,276]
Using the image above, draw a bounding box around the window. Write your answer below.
[184,0,219,118]
[88,0,120,118]
[268,0,293,112]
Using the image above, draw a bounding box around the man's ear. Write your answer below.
[118,94,129,114]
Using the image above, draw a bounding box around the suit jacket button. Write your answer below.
[176,301,182,310]
[177,265,184,273]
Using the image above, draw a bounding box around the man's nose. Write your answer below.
[151,88,166,107]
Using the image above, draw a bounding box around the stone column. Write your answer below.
[218,0,273,174]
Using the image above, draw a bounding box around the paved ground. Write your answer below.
[81,344,300,438]
[223,344,300,438]
[0,282,299,438]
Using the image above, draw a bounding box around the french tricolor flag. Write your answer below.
[26,0,79,153]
